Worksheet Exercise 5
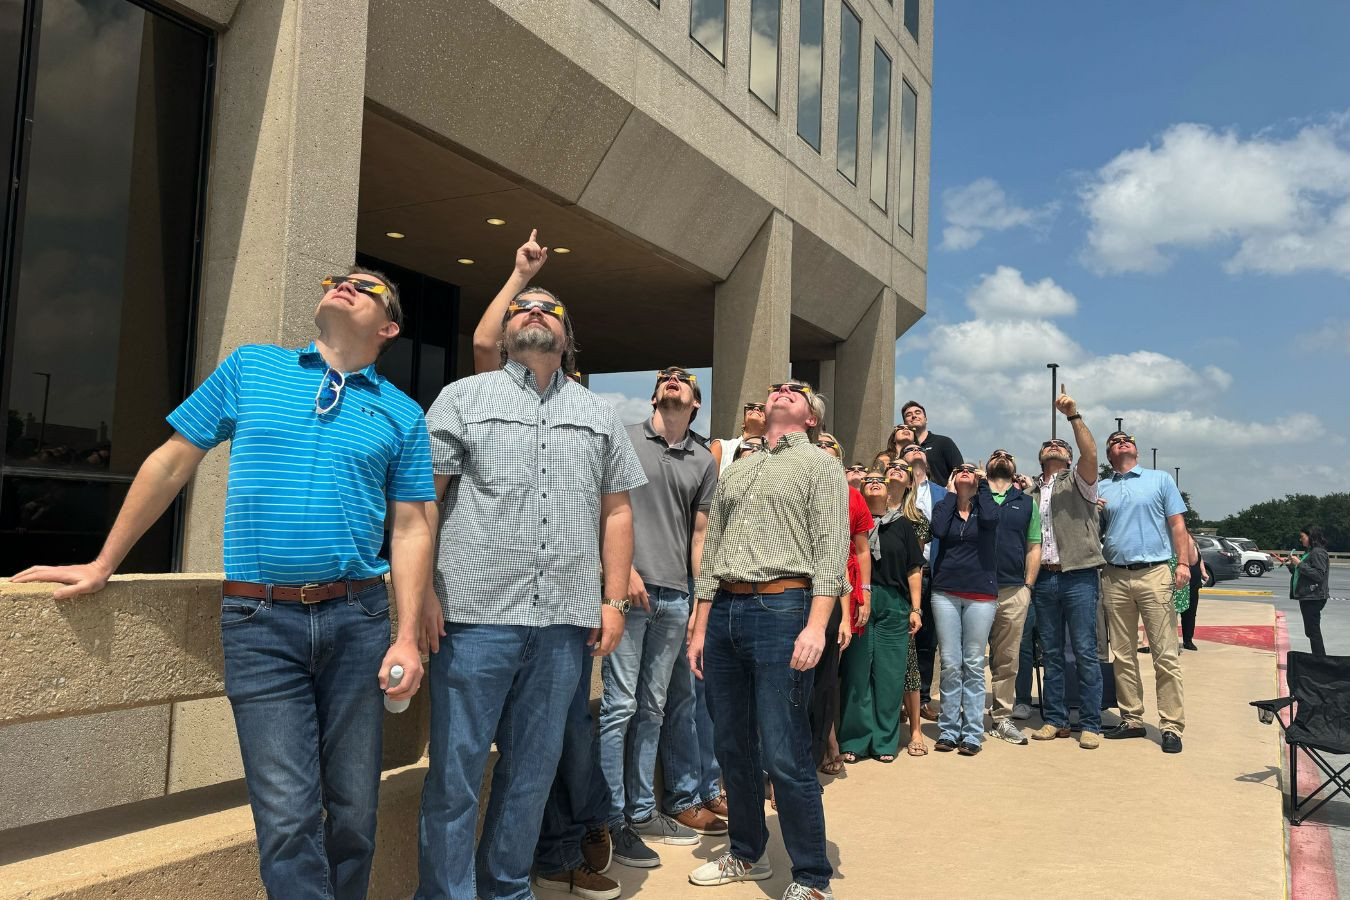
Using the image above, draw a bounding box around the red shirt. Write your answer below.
[846,487,873,632]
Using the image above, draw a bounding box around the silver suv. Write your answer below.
[1224,537,1275,577]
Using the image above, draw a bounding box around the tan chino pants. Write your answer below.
[987,584,1031,721]
[1102,563,1185,734]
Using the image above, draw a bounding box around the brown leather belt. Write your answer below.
[719,576,811,595]
[1041,564,1063,573]
[221,576,385,604]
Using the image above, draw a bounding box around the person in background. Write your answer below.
[900,443,947,720]
[885,424,918,459]
[872,450,894,472]
[1287,525,1331,656]
[1180,537,1207,651]
[899,401,964,487]
[845,463,868,489]
[710,401,766,475]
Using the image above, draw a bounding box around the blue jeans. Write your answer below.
[536,653,610,873]
[1015,601,1037,706]
[600,584,690,826]
[704,589,831,890]
[222,582,391,900]
[930,591,998,745]
[660,594,722,815]
[416,623,587,900]
[1033,568,1103,733]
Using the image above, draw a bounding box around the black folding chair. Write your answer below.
[1251,651,1350,825]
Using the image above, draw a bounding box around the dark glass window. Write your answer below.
[870,44,892,210]
[796,0,823,151]
[0,0,212,576]
[690,0,725,64]
[355,255,459,411]
[898,79,919,234]
[836,3,861,183]
[904,0,920,42]
[748,0,779,110]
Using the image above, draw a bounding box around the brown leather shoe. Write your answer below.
[704,795,729,818]
[535,863,621,900]
[920,703,940,721]
[580,825,612,874]
[674,804,728,835]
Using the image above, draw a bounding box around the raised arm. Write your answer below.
[1054,386,1098,485]
[472,229,549,374]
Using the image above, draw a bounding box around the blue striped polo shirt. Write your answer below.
[167,342,435,583]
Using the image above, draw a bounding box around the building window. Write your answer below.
[0,0,213,576]
[356,255,460,411]
[836,3,861,183]
[796,0,823,151]
[749,0,780,110]
[869,44,892,210]
[904,0,921,42]
[898,79,918,233]
[690,0,726,64]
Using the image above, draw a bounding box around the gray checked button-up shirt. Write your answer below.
[426,360,647,628]
[695,431,849,602]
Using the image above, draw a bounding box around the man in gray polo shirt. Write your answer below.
[600,365,721,868]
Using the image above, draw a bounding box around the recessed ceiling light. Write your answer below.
[385,231,405,239]
[486,218,506,226]
[457,258,475,265]
[553,247,571,254]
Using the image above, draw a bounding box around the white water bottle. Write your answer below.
[384,665,409,713]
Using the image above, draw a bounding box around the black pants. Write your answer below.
[809,599,845,764]
[1181,577,1201,643]
[1299,596,1328,656]
[915,572,937,705]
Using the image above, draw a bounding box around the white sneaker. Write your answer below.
[1011,703,1032,721]
[689,852,773,886]
[782,883,835,899]
[992,718,1029,745]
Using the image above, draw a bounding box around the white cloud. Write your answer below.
[927,318,1082,372]
[593,392,654,426]
[1081,117,1350,276]
[940,178,1053,250]
[1296,318,1350,354]
[965,266,1078,319]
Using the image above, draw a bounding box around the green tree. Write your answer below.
[1216,493,1350,551]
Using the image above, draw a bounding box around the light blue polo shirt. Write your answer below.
[167,343,435,583]
[1097,466,1187,565]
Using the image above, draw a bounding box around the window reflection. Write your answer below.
[904,0,920,42]
[870,45,892,209]
[749,0,779,110]
[796,0,823,151]
[690,0,726,64]
[898,80,918,234]
[836,4,861,182]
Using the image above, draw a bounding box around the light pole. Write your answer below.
[1151,447,1158,469]
[1115,417,1123,432]
[1174,466,1180,486]
[1047,363,1060,439]
[32,371,51,452]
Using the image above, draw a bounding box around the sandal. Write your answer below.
[874,754,896,763]
[818,757,845,776]
[840,751,861,764]
[907,739,928,757]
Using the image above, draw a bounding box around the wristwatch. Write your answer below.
[1066,414,1082,421]
[601,597,631,614]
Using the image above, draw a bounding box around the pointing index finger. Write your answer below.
[528,227,538,245]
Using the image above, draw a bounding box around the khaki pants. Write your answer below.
[1102,564,1185,734]
[987,584,1031,721]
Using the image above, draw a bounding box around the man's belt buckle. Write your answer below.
[299,583,325,604]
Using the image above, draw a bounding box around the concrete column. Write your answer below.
[712,212,792,440]
[832,288,896,466]
[182,0,370,571]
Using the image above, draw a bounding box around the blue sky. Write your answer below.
[595,1,1350,519]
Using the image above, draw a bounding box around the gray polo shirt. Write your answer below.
[626,419,718,592]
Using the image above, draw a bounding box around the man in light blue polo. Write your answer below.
[1097,431,1190,753]
[14,270,436,898]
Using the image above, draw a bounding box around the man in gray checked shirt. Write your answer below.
[414,231,647,900]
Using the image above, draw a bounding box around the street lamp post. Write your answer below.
[1047,363,1060,439]
[1115,417,1123,432]
[1151,447,1158,469]
[32,371,51,452]
[1174,466,1180,486]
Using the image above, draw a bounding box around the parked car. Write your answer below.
[1191,534,1242,586]
[1224,537,1276,577]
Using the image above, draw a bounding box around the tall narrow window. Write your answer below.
[796,0,823,151]
[836,4,861,182]
[749,0,780,110]
[904,0,921,42]
[869,45,892,209]
[898,80,918,233]
[690,0,726,64]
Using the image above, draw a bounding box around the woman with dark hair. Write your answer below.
[886,424,918,458]
[1287,525,1331,656]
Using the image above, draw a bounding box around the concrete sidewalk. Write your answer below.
[607,598,1285,899]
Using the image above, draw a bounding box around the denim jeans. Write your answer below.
[704,589,831,890]
[535,651,610,873]
[222,582,391,900]
[416,623,587,900]
[600,584,690,826]
[929,591,997,745]
[1015,600,1037,706]
[1033,568,1103,733]
[659,594,722,815]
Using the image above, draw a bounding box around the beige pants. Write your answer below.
[1102,564,1185,734]
[987,584,1031,721]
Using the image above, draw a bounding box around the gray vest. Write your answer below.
[1043,471,1105,572]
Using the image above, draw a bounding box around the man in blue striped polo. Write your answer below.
[13,269,436,899]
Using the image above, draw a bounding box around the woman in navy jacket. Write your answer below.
[929,464,1001,755]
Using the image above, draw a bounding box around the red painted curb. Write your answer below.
[1277,611,1340,900]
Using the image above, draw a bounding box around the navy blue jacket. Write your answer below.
[930,480,1001,597]
[991,486,1035,588]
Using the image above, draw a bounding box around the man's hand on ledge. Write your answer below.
[10,560,112,600]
